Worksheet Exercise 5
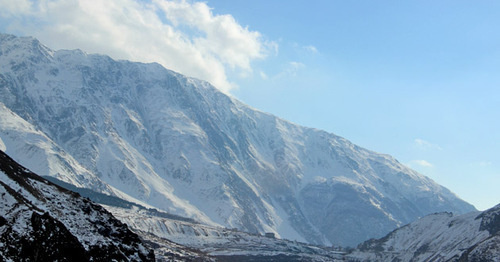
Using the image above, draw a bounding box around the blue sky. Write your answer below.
[210,0,500,211]
[0,0,498,210]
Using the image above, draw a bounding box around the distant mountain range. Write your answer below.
[0,33,475,247]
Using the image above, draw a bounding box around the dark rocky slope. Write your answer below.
[0,149,155,261]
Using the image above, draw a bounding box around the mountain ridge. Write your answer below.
[0,33,475,247]
[350,204,500,261]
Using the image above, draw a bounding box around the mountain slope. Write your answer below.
[105,204,345,261]
[0,33,475,246]
[349,204,500,261]
[44,175,344,261]
[0,149,155,261]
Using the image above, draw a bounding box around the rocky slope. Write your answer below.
[348,204,500,261]
[0,149,155,261]
[0,33,475,246]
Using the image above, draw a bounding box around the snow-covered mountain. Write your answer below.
[0,149,155,261]
[348,204,500,261]
[0,33,475,247]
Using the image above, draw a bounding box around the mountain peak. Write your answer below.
[0,33,54,66]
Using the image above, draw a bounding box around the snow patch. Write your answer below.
[0,136,5,151]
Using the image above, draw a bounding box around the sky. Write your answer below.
[0,0,498,211]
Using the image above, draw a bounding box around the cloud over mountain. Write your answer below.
[0,0,275,92]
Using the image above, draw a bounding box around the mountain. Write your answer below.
[44,175,344,261]
[348,204,500,261]
[4,144,496,262]
[0,33,475,247]
[0,149,155,261]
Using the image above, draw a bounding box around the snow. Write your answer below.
[0,152,154,261]
[0,33,476,247]
[104,205,342,260]
[0,103,104,191]
[348,209,495,261]
[0,137,5,152]
[273,198,308,243]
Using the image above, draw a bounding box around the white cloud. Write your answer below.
[259,70,268,80]
[0,0,31,17]
[410,160,434,168]
[291,42,319,55]
[289,61,305,71]
[0,0,275,93]
[414,138,443,151]
[303,45,318,54]
[154,0,271,71]
[273,61,305,79]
